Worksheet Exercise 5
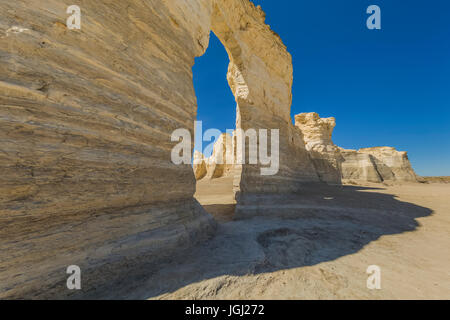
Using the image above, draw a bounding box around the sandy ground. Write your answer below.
[109,178,449,300]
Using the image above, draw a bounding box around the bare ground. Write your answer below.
[107,177,450,300]
[420,176,450,184]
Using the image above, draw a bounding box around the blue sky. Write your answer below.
[193,0,450,176]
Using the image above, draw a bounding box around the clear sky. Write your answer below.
[193,0,450,176]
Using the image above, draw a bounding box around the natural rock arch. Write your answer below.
[208,1,319,199]
[0,0,420,299]
[0,0,318,298]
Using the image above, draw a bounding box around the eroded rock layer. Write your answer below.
[193,151,208,180]
[0,0,220,298]
[339,148,383,183]
[206,133,235,179]
[211,0,319,197]
[340,147,418,183]
[0,0,420,298]
[293,113,419,184]
[295,113,343,184]
[0,0,320,298]
[358,147,418,182]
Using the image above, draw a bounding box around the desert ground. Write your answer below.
[91,177,449,300]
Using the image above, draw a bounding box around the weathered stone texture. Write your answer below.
[0,0,319,298]
[0,0,419,299]
[359,147,418,182]
[339,148,383,183]
[293,113,418,185]
[212,0,319,196]
[193,151,207,180]
[206,133,235,179]
[295,112,343,184]
[0,0,218,298]
[340,147,418,183]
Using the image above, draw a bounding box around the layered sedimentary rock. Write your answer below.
[339,148,383,183]
[193,151,207,180]
[0,0,220,299]
[359,147,417,182]
[339,147,418,183]
[212,0,319,197]
[206,133,235,179]
[0,0,319,298]
[294,113,343,184]
[195,133,235,180]
[293,113,418,184]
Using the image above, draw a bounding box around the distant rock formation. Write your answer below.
[339,148,383,183]
[194,133,235,180]
[193,151,207,180]
[294,113,343,184]
[340,147,418,183]
[294,113,418,184]
[358,147,418,182]
[206,133,235,179]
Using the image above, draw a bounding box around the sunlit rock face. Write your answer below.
[206,133,235,179]
[0,0,320,298]
[0,0,419,299]
[193,151,208,180]
[293,113,419,185]
[0,0,218,299]
[358,147,418,182]
[212,0,319,196]
[195,133,235,180]
[339,148,383,183]
[339,147,418,183]
[294,113,343,184]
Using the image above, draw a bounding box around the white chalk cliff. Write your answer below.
[0,0,419,299]
[358,147,418,182]
[294,113,418,184]
[194,133,235,179]
[294,112,343,184]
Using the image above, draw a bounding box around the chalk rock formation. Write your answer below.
[293,113,418,185]
[211,0,319,199]
[0,0,219,299]
[294,113,343,184]
[193,151,207,180]
[206,133,235,179]
[359,147,417,182]
[196,133,235,180]
[0,0,319,298]
[340,147,418,183]
[339,148,383,183]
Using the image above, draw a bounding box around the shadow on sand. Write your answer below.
[87,184,433,299]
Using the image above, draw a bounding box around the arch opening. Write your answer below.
[193,31,239,222]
